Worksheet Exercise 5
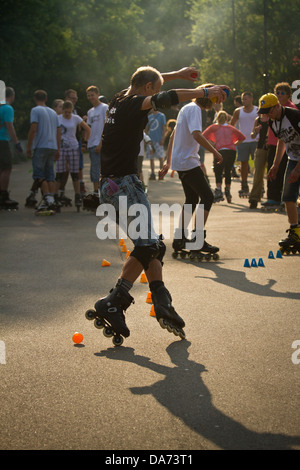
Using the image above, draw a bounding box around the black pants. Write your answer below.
[267,145,288,202]
[178,166,214,213]
[213,149,236,186]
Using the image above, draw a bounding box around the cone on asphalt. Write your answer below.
[150,305,156,317]
[244,258,250,267]
[121,244,127,252]
[140,273,147,283]
[276,250,282,258]
[126,250,131,259]
[251,258,257,267]
[102,259,111,267]
[268,250,275,259]
[119,238,125,246]
[146,292,152,304]
[258,258,265,267]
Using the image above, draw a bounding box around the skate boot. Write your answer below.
[25,190,38,208]
[35,196,55,216]
[225,187,232,204]
[261,200,284,212]
[239,181,249,198]
[214,187,224,203]
[196,230,219,261]
[249,200,257,209]
[85,284,134,346]
[54,194,62,213]
[279,226,300,255]
[75,193,82,212]
[172,229,190,259]
[0,191,19,211]
[83,192,99,212]
[151,284,185,339]
[58,190,72,207]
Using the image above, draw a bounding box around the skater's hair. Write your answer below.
[86,86,100,95]
[52,98,64,109]
[241,91,253,99]
[216,111,228,125]
[194,83,214,110]
[5,87,15,99]
[274,82,292,98]
[130,66,163,89]
[64,89,77,98]
[34,90,47,102]
[62,100,74,110]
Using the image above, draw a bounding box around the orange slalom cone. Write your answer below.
[119,238,125,246]
[121,244,127,253]
[126,250,131,259]
[149,305,156,317]
[102,259,111,267]
[146,292,152,304]
[140,273,147,283]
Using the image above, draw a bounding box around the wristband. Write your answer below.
[15,142,23,152]
[203,88,209,98]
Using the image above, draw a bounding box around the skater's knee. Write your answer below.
[130,239,166,271]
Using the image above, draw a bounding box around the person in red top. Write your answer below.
[263,82,298,209]
[202,110,245,202]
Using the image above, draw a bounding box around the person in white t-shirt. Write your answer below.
[160,84,225,258]
[55,101,90,208]
[86,86,108,194]
[230,91,258,197]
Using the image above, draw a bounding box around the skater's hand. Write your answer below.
[176,67,199,82]
[159,163,170,178]
[54,150,60,161]
[267,165,278,181]
[26,149,32,159]
[288,167,300,184]
[213,150,223,164]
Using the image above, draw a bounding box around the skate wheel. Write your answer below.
[172,252,178,259]
[103,326,114,337]
[94,318,105,329]
[204,253,211,261]
[159,318,167,329]
[113,335,124,346]
[213,253,220,260]
[85,309,96,320]
[179,330,186,340]
[166,324,173,333]
[189,253,195,260]
[196,253,203,261]
[180,252,186,259]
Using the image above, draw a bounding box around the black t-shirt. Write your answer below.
[101,90,149,177]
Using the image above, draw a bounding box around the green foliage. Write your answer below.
[0,0,299,137]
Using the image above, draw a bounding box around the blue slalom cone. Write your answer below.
[268,250,275,259]
[244,258,251,267]
[276,250,282,259]
[251,258,257,267]
[258,258,265,267]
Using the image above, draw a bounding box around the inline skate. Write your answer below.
[75,193,82,212]
[260,200,285,213]
[225,187,232,203]
[239,181,249,198]
[85,283,134,346]
[214,188,224,203]
[151,285,185,339]
[0,191,19,211]
[279,226,300,255]
[172,229,219,261]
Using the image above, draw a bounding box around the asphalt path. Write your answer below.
[0,154,299,451]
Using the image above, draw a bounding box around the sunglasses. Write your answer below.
[276,91,286,95]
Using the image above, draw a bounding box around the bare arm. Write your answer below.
[5,122,18,144]
[192,130,223,163]
[267,139,286,181]
[80,120,91,141]
[230,108,240,127]
[161,67,199,83]
[159,130,175,178]
[27,122,38,158]
[141,86,229,111]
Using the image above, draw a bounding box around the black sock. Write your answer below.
[116,278,133,293]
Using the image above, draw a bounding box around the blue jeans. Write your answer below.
[32,148,56,181]
[99,174,159,247]
[88,146,101,183]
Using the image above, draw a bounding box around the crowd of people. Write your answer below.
[1,67,300,340]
